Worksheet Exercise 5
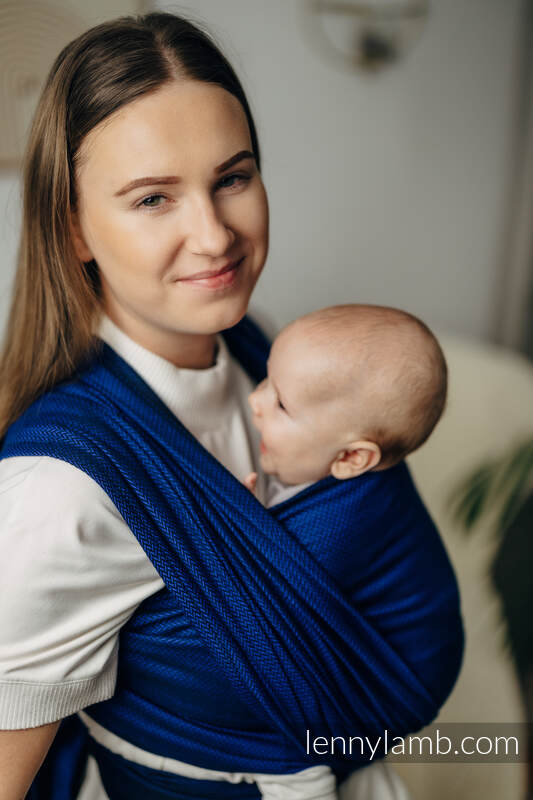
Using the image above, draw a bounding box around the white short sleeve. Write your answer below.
[0,456,164,729]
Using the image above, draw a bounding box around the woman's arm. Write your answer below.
[0,722,60,800]
[0,458,165,794]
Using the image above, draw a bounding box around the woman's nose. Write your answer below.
[186,194,235,256]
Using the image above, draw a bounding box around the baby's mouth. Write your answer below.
[260,439,268,455]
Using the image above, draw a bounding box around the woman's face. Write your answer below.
[72,80,269,362]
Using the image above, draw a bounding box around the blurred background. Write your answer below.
[1,1,532,799]
[1,0,532,350]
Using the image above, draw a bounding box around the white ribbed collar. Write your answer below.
[96,313,234,434]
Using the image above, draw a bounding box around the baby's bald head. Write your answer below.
[275,304,447,468]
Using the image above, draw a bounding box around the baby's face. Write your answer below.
[248,328,352,485]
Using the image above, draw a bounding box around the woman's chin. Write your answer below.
[209,264,265,333]
[222,304,248,331]
[204,294,251,334]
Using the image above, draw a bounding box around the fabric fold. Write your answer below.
[2,315,463,789]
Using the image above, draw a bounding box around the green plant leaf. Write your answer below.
[449,439,533,535]
[449,462,497,531]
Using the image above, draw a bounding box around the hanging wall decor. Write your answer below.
[0,0,145,167]
[299,0,430,74]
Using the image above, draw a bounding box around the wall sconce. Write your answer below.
[299,0,430,73]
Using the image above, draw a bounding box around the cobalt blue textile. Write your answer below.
[87,738,262,800]
[2,315,463,797]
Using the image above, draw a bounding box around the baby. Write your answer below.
[247,303,447,503]
[241,305,458,800]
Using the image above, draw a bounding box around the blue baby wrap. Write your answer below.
[1,316,463,797]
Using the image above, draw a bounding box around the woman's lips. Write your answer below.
[178,257,244,290]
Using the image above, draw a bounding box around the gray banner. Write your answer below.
[305,723,532,763]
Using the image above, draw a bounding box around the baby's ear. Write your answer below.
[330,441,381,480]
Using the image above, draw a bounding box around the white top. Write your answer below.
[267,476,313,506]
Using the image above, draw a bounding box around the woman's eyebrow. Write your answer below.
[114,150,255,197]
[215,150,255,174]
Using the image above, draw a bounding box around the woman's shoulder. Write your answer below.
[0,455,121,519]
[0,454,164,728]
[0,454,163,586]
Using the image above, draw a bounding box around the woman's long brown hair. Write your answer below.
[0,12,261,439]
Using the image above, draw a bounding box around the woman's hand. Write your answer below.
[0,721,60,800]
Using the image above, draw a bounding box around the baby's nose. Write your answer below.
[248,390,261,417]
[248,386,263,416]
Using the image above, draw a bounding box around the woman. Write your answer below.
[0,12,459,800]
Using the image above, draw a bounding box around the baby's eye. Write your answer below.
[278,399,286,411]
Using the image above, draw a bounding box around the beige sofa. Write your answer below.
[393,334,533,800]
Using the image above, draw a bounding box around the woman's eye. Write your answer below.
[278,399,286,411]
[135,175,250,209]
[217,173,250,191]
[137,194,167,209]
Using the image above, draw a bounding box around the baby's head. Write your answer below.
[248,304,447,485]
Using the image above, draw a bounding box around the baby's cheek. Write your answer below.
[261,421,280,449]
[273,424,297,455]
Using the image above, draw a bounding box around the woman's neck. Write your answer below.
[100,307,218,370]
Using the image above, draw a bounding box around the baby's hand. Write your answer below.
[243,472,258,495]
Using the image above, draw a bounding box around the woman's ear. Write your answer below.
[69,211,93,262]
[330,441,382,480]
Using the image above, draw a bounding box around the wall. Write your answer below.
[0,0,525,342]
[156,0,524,340]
